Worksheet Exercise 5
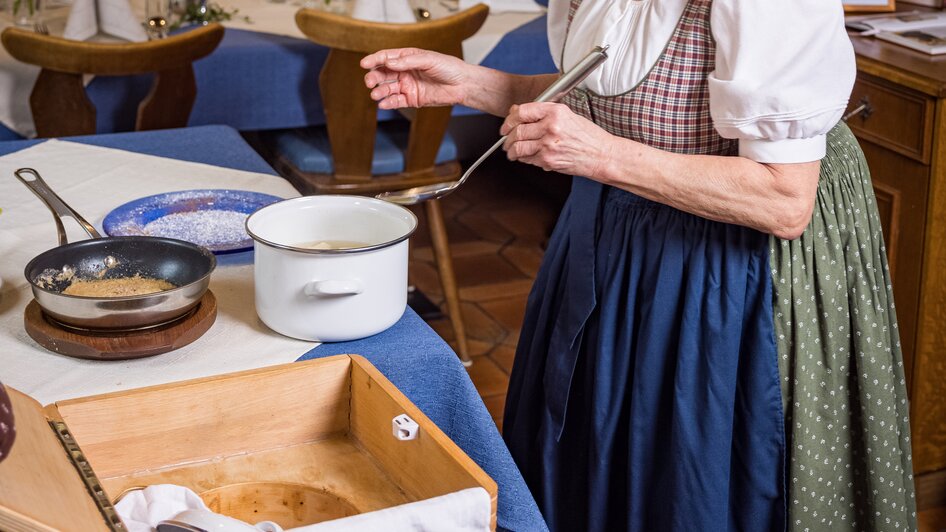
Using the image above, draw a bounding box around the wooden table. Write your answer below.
[0,126,548,531]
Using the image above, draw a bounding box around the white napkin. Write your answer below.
[351,0,416,23]
[63,0,148,42]
[114,484,491,532]
[459,0,543,13]
[114,485,211,532]
[297,488,492,532]
[114,485,283,532]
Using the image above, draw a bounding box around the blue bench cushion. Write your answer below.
[266,120,457,176]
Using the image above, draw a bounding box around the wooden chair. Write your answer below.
[0,24,224,138]
[264,6,489,364]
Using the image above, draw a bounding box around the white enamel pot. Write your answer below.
[245,195,417,342]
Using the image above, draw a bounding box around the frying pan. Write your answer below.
[16,168,217,331]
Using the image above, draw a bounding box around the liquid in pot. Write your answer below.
[295,240,368,250]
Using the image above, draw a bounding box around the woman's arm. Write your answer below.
[361,48,557,116]
[600,140,820,241]
[502,102,820,240]
[462,67,558,116]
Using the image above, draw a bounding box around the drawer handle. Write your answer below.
[843,97,873,122]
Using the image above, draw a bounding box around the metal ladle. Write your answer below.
[376,44,610,206]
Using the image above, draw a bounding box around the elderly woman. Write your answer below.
[363,0,915,530]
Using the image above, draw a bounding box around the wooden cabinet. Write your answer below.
[847,31,946,510]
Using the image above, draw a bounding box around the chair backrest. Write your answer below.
[295,5,488,180]
[1,24,224,138]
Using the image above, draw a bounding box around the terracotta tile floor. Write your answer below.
[406,156,570,433]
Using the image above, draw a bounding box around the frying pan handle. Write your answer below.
[14,168,102,245]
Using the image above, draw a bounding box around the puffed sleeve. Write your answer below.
[708,0,856,163]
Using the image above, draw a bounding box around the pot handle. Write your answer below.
[304,280,364,297]
[14,168,102,246]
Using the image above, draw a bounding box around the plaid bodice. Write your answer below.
[561,0,737,156]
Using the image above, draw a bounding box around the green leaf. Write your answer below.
[13,0,37,17]
[174,1,248,25]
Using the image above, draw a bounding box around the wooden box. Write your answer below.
[0,355,497,531]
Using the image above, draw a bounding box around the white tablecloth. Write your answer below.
[0,140,317,404]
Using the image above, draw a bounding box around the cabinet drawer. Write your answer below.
[845,74,934,164]
[858,139,929,393]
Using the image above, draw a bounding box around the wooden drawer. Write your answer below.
[845,74,934,164]
[0,356,498,531]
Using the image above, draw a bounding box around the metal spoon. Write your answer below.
[376,45,609,206]
[156,521,205,532]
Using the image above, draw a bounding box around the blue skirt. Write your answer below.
[503,178,786,531]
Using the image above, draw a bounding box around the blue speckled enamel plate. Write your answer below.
[102,190,283,254]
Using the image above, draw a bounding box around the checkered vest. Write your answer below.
[561,0,737,156]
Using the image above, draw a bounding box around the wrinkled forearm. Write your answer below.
[461,69,557,116]
[594,136,821,240]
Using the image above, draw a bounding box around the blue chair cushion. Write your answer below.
[266,120,457,176]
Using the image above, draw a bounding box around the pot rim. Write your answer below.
[245,195,418,255]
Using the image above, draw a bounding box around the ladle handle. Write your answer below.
[376,45,610,206]
[462,46,609,183]
[14,168,102,246]
[462,46,610,187]
[533,44,610,104]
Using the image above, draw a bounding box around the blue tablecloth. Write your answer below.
[0,125,547,532]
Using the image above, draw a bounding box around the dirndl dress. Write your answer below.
[502,0,917,530]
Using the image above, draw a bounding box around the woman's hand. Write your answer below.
[501,102,615,179]
[361,48,469,110]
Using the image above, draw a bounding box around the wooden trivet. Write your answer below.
[24,290,217,361]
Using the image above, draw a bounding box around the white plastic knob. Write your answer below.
[392,414,419,441]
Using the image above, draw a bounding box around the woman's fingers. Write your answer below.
[361,48,465,109]
[362,48,438,77]
[360,48,422,70]
[500,105,519,135]
[517,102,560,122]
[362,49,430,96]
[360,50,389,70]
[503,121,545,151]
[369,78,402,101]
[501,102,589,172]
[378,94,409,110]
[502,102,568,152]
[506,139,542,161]
[504,113,555,161]
[364,68,398,90]
[501,102,564,135]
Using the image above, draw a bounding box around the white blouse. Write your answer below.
[548,0,856,164]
